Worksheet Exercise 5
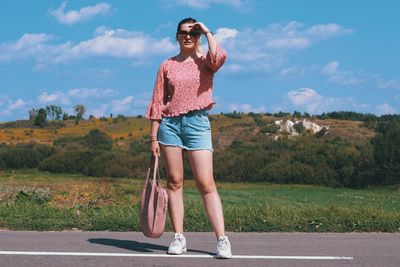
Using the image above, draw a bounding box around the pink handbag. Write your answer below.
[140,155,168,238]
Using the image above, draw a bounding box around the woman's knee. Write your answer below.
[167,173,184,191]
[196,179,216,195]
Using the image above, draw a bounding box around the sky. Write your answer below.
[1,0,400,122]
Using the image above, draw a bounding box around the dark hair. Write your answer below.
[176,17,197,39]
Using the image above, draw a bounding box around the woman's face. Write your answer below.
[177,23,200,50]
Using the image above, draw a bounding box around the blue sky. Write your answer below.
[1,0,400,122]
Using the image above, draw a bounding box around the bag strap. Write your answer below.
[150,155,161,185]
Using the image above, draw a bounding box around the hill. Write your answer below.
[2,112,398,188]
[0,114,375,148]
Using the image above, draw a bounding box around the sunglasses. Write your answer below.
[178,30,201,38]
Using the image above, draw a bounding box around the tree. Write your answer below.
[83,129,112,150]
[28,108,38,120]
[34,108,47,128]
[371,120,400,185]
[74,104,86,124]
[46,105,63,120]
[293,110,301,118]
[62,112,69,121]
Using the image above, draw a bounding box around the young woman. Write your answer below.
[146,17,231,259]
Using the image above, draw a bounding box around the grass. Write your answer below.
[0,169,399,232]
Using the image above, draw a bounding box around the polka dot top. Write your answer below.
[146,43,227,120]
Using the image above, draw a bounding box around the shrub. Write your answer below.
[371,120,400,185]
[293,123,306,134]
[224,111,242,119]
[15,188,52,205]
[38,149,103,173]
[53,136,84,149]
[34,108,47,128]
[83,129,112,150]
[83,151,135,177]
[0,143,54,169]
[260,123,278,134]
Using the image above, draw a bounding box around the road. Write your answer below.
[0,231,399,266]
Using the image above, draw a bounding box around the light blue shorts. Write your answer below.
[158,109,213,152]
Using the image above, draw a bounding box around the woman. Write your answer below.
[146,17,231,259]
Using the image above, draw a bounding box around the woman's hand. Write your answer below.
[193,22,216,59]
[192,22,210,35]
[151,140,161,158]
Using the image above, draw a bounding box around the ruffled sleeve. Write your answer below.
[205,43,227,73]
[145,63,166,120]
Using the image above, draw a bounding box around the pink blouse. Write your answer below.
[145,43,227,120]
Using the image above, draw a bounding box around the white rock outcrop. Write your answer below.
[273,119,328,137]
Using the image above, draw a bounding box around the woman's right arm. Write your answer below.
[145,63,166,157]
[150,119,161,157]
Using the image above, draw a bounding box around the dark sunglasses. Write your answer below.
[178,30,201,38]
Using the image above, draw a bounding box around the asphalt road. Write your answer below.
[0,231,399,267]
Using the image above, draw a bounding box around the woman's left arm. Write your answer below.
[193,22,216,58]
[193,22,227,72]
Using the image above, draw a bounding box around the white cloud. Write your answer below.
[37,91,70,105]
[376,103,397,115]
[87,94,147,118]
[90,104,109,118]
[284,88,366,114]
[278,66,307,78]
[216,21,352,75]
[377,78,400,90]
[110,96,135,113]
[2,98,26,115]
[50,1,112,25]
[214,28,239,44]
[164,0,247,9]
[0,98,26,117]
[68,88,118,98]
[321,61,339,75]
[321,61,369,86]
[0,27,177,66]
[306,23,353,38]
[265,38,310,49]
[75,68,115,81]
[223,63,244,73]
[0,33,55,62]
[287,88,322,106]
[228,103,267,113]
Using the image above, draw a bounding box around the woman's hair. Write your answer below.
[176,17,203,54]
[176,17,197,37]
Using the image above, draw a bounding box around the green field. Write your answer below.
[1,169,399,232]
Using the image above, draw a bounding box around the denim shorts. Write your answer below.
[158,109,213,152]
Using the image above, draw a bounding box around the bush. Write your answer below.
[0,143,55,169]
[38,149,103,174]
[15,188,52,205]
[293,123,306,134]
[129,139,149,155]
[260,123,278,134]
[83,129,113,150]
[371,120,400,185]
[83,151,135,177]
[53,136,84,149]
[224,111,242,119]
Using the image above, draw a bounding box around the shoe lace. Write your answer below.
[217,236,228,250]
[171,234,184,246]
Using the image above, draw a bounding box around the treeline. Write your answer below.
[29,104,87,127]
[1,113,399,188]
[222,110,399,123]
[0,129,149,178]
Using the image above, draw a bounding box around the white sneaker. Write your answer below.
[216,235,232,259]
[167,233,187,255]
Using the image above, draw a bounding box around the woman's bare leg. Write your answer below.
[187,150,225,237]
[160,144,185,233]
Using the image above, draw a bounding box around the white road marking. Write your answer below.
[0,251,353,260]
